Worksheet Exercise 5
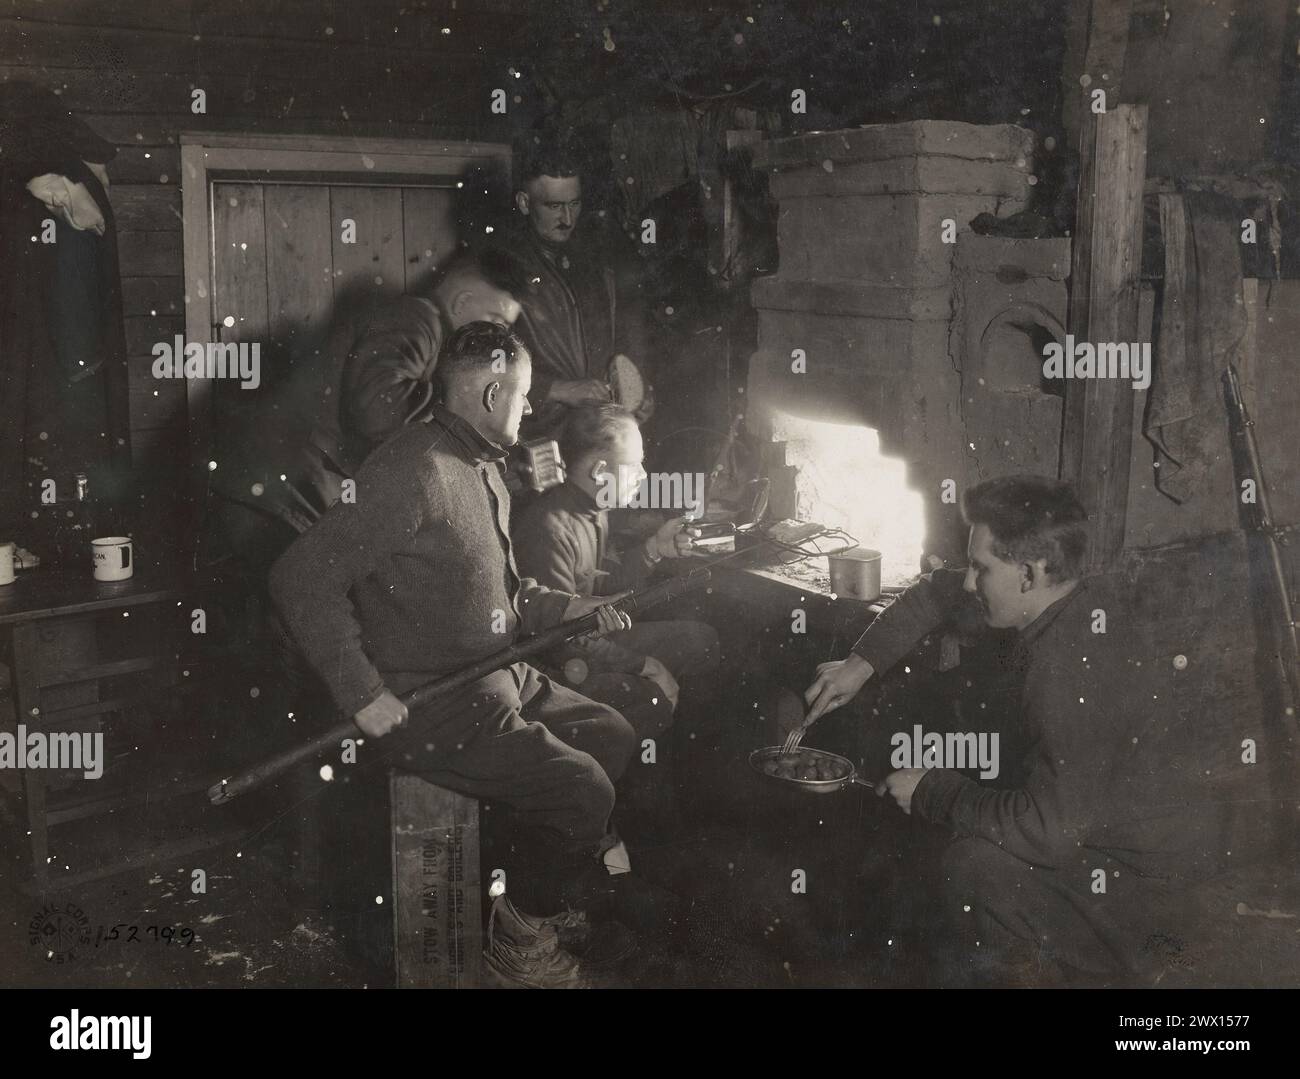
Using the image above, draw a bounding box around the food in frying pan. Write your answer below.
[761,750,851,782]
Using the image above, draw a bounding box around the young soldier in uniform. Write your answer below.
[803,476,1213,984]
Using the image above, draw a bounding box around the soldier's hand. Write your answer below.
[354,690,408,739]
[565,591,633,636]
[649,516,693,559]
[875,769,927,815]
[802,654,875,724]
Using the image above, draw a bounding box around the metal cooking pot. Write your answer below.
[748,745,877,796]
[827,547,882,602]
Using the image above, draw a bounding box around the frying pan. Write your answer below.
[748,745,878,796]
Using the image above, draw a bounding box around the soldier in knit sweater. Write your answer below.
[209,249,527,574]
[270,323,640,988]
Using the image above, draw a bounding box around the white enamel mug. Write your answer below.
[92,536,133,581]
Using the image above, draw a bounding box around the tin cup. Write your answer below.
[92,536,133,582]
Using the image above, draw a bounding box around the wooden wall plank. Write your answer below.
[84,113,475,149]
[4,0,201,33]
[329,185,404,300]
[193,5,395,48]
[120,276,185,317]
[117,231,182,276]
[128,364,187,429]
[77,116,178,149]
[195,0,525,49]
[210,182,270,343]
[108,185,182,232]
[401,186,457,293]
[0,14,513,70]
[263,183,333,347]
[0,62,488,120]
[107,146,181,184]
[124,315,185,356]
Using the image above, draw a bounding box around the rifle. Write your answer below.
[1223,364,1299,714]
[208,568,712,805]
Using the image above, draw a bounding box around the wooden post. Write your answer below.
[390,773,482,989]
[1061,0,1133,146]
[1059,103,1148,570]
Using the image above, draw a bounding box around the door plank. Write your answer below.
[211,183,270,345]
[329,186,406,302]
[401,186,458,294]
[264,185,335,350]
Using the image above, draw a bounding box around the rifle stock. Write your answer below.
[208,568,711,805]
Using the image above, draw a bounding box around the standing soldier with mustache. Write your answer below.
[488,138,654,446]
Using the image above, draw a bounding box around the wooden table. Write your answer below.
[0,565,214,891]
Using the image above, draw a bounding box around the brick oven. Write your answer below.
[746,121,1068,576]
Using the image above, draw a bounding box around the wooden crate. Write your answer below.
[389,773,482,989]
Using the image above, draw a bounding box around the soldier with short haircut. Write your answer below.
[270,323,640,988]
[803,475,1214,984]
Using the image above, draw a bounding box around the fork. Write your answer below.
[781,717,811,756]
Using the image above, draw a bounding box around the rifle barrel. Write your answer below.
[208,568,711,805]
[1223,365,1300,713]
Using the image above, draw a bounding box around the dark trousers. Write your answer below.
[550,619,719,844]
[936,837,1188,984]
[383,662,636,912]
[564,619,720,739]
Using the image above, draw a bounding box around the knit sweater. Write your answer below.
[268,404,575,716]
[852,569,1210,881]
[513,482,658,673]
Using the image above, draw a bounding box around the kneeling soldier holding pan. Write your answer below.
[800,476,1215,985]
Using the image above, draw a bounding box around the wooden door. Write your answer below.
[210,180,457,360]
[203,180,457,467]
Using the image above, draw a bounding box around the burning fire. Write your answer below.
[769,409,926,585]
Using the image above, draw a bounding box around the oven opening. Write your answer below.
[767,408,926,587]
